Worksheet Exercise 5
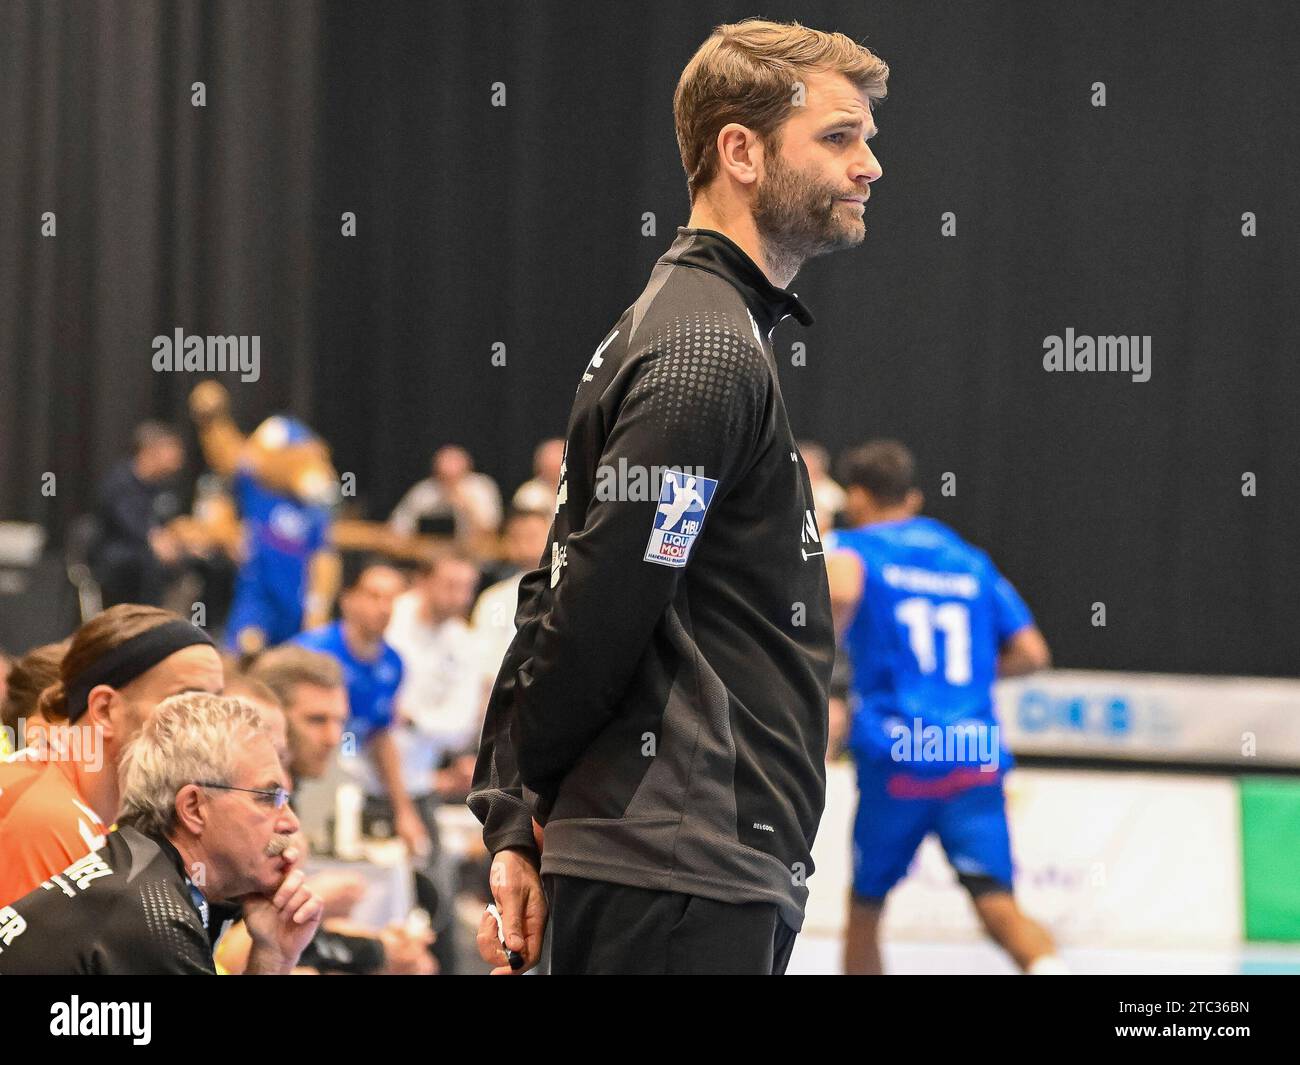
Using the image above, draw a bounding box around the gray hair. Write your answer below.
[117,692,268,838]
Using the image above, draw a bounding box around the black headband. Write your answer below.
[65,621,216,722]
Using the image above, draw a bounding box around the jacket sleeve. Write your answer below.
[467,561,553,856]
[513,338,771,806]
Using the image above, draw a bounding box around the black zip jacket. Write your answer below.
[0,825,214,974]
[469,228,835,930]
[0,827,384,975]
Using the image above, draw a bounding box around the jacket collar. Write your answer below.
[662,227,815,334]
[155,831,212,929]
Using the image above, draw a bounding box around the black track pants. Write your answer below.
[543,874,798,975]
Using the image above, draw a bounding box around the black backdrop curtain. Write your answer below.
[1,0,1297,676]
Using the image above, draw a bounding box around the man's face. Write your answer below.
[536,440,565,484]
[342,568,405,640]
[200,734,300,897]
[752,70,882,261]
[142,439,184,481]
[285,682,348,780]
[433,446,470,483]
[422,559,479,620]
[506,513,550,569]
[103,645,225,760]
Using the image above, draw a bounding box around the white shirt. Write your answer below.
[471,572,524,691]
[369,591,485,797]
[388,473,503,538]
[511,477,556,515]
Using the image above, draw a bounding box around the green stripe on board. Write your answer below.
[1242,777,1300,942]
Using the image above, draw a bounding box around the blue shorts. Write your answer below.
[223,589,303,651]
[851,760,1014,903]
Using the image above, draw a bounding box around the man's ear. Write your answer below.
[907,488,925,514]
[174,784,207,836]
[714,123,763,188]
[85,685,118,741]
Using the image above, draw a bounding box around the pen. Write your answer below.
[485,902,525,970]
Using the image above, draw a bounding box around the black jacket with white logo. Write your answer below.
[469,228,834,929]
[0,827,384,976]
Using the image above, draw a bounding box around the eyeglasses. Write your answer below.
[196,782,293,809]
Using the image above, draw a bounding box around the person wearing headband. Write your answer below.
[0,605,223,906]
[0,693,323,975]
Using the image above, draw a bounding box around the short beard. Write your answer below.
[753,143,865,284]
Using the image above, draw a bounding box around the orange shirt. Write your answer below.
[0,755,107,906]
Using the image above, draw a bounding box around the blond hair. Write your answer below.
[674,19,889,201]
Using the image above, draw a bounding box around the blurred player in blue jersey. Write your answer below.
[289,562,429,857]
[826,440,1064,975]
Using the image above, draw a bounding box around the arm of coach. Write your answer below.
[509,339,769,814]
[467,561,552,857]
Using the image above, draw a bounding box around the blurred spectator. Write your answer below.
[0,605,223,906]
[174,473,242,636]
[0,641,68,758]
[249,646,347,784]
[0,693,323,975]
[291,564,429,857]
[380,548,482,974]
[798,439,846,531]
[222,673,291,762]
[511,438,565,515]
[93,422,188,607]
[471,509,551,688]
[389,445,502,542]
[384,549,483,799]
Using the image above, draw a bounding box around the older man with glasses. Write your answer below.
[0,692,322,975]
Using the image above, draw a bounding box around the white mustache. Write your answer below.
[265,836,292,857]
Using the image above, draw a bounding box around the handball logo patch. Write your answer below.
[644,470,718,568]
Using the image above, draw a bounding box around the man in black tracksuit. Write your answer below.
[470,20,887,974]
